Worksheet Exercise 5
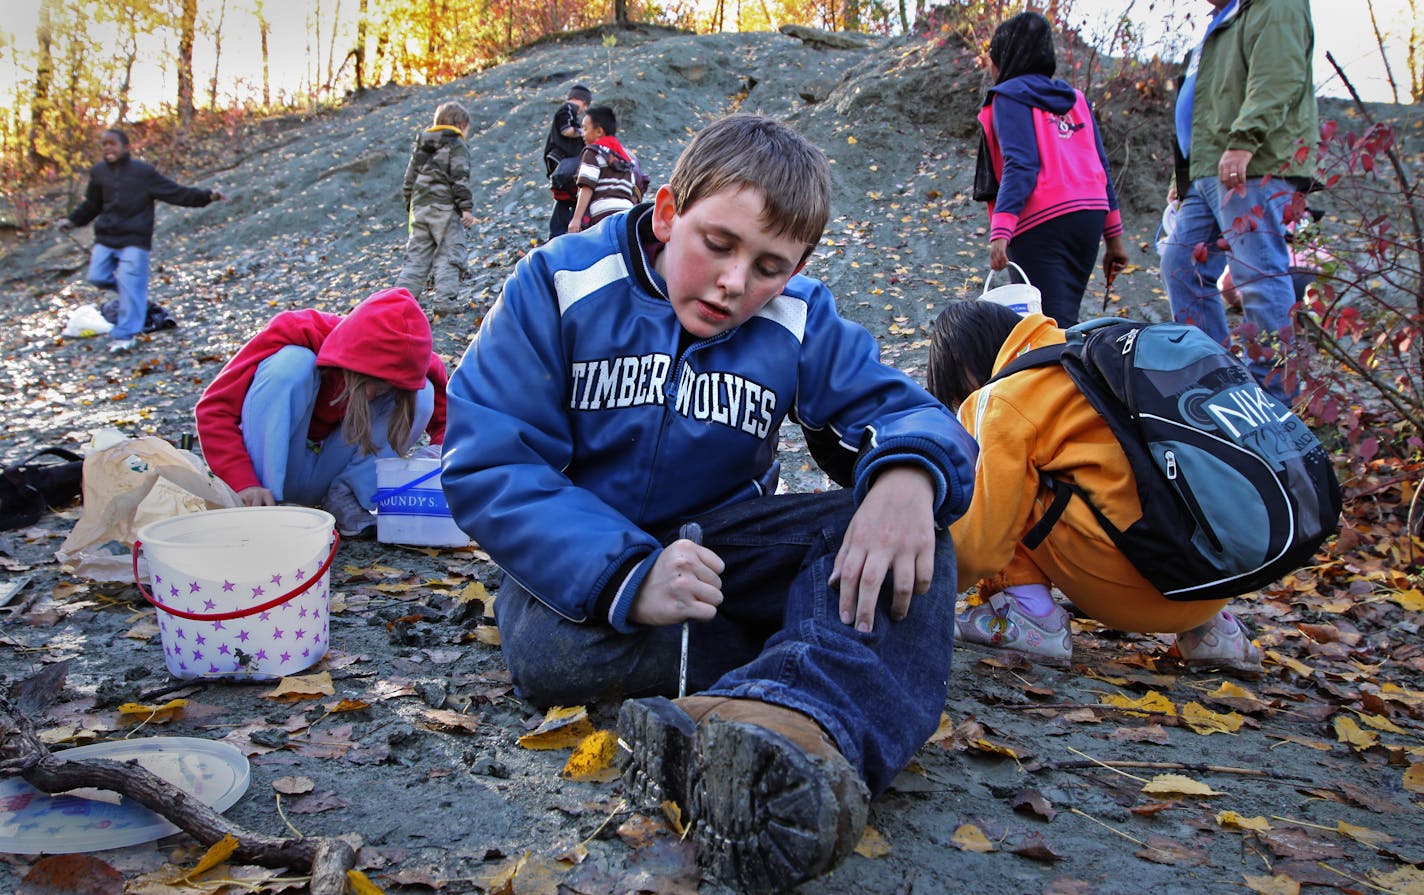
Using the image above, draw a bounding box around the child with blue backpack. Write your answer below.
[927,300,1339,675]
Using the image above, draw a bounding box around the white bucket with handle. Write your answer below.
[980,262,1042,316]
[133,506,339,681]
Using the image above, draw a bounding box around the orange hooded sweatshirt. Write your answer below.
[195,287,448,495]
[949,313,1143,592]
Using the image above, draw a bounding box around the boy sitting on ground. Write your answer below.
[441,113,977,891]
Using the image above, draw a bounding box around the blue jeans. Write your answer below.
[87,244,150,340]
[494,488,958,796]
[1007,209,1106,327]
[1160,176,1299,400]
[241,346,435,507]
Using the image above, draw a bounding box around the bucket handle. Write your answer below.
[981,262,1033,295]
[131,531,341,622]
[371,464,441,508]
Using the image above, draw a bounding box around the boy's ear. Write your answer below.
[650,185,677,242]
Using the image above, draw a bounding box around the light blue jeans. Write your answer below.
[493,488,958,797]
[87,244,150,340]
[1160,175,1299,400]
[241,345,435,507]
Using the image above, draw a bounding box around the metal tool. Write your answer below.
[677,522,702,699]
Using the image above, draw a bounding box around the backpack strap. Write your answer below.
[988,344,1066,384]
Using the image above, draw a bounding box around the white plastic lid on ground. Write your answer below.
[0,736,250,854]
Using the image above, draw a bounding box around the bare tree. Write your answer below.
[177,0,197,129]
[255,0,271,107]
[1366,0,1402,104]
[208,0,230,111]
[353,0,368,93]
[28,0,56,169]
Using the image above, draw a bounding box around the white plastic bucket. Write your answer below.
[979,262,1042,316]
[133,507,338,681]
[374,457,469,548]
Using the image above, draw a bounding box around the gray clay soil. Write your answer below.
[0,25,1421,895]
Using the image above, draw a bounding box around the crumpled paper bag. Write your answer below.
[57,436,240,581]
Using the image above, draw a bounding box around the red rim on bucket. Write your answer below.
[132,530,339,621]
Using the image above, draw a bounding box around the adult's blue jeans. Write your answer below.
[1160,175,1299,400]
[493,488,958,797]
[240,345,435,507]
[86,243,150,340]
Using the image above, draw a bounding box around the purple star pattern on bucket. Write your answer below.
[149,538,332,681]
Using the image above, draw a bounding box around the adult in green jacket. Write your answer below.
[1159,0,1317,402]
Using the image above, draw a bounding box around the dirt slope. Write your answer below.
[0,27,1421,895]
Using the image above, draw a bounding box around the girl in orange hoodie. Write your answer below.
[928,300,1260,675]
[195,287,448,536]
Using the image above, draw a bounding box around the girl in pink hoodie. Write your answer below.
[195,287,448,535]
[973,12,1128,325]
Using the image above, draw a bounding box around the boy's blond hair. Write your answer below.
[434,101,470,130]
[668,114,831,260]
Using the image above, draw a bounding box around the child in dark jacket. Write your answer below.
[194,288,448,537]
[395,101,475,304]
[55,128,224,353]
[973,12,1127,325]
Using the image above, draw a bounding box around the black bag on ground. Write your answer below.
[0,447,85,530]
[992,318,1341,601]
[99,299,178,332]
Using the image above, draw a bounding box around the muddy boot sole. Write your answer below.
[618,696,698,808]
[619,697,869,893]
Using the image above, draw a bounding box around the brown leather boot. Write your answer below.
[618,695,870,893]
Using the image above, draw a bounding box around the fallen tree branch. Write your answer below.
[0,697,355,894]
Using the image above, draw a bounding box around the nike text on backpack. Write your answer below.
[991,319,1341,601]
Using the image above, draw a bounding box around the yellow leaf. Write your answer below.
[1405,762,1424,794]
[1387,588,1424,611]
[457,580,489,607]
[661,800,686,837]
[346,869,387,894]
[1100,690,1177,717]
[1140,774,1224,797]
[847,135,858,144]
[1182,702,1244,735]
[473,626,501,646]
[1216,811,1272,832]
[1332,715,1379,751]
[327,698,371,714]
[172,833,239,882]
[1208,680,1256,700]
[117,699,188,723]
[1336,820,1393,847]
[951,823,996,853]
[518,705,595,750]
[1264,649,1313,677]
[854,825,892,858]
[1378,682,1424,707]
[1242,873,1300,895]
[262,671,335,700]
[1354,712,1407,734]
[1367,865,1424,894]
[968,737,1019,759]
[561,729,620,782]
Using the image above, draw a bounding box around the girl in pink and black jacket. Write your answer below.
[973,11,1127,325]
